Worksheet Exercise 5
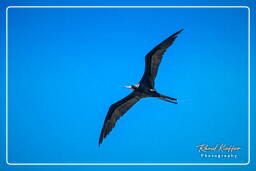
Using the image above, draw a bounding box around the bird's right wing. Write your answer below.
[99,92,141,146]
[140,29,183,89]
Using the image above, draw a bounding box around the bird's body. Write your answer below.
[99,29,183,146]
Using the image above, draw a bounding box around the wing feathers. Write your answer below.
[99,92,141,146]
[140,29,183,89]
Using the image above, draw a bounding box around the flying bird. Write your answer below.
[99,29,183,146]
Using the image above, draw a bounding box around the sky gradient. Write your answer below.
[0,1,255,171]
[7,7,249,164]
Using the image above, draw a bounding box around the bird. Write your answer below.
[99,29,183,146]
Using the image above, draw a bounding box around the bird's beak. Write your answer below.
[124,86,134,90]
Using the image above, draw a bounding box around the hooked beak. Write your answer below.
[124,86,134,90]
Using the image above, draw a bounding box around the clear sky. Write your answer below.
[0,1,255,170]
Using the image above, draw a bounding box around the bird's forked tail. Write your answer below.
[157,94,178,104]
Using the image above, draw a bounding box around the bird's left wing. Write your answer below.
[99,92,141,146]
[140,29,183,89]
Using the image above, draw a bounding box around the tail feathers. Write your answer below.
[158,94,178,104]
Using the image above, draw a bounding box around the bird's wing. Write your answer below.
[99,92,141,146]
[139,29,183,89]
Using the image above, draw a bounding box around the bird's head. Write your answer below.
[124,83,140,90]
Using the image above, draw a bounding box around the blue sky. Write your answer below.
[0,0,256,171]
[7,6,249,163]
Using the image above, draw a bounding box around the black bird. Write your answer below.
[99,29,183,146]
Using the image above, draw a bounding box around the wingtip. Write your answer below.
[98,139,102,147]
[98,137,103,147]
[99,130,106,147]
[175,29,184,35]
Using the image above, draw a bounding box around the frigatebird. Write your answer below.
[99,29,183,146]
